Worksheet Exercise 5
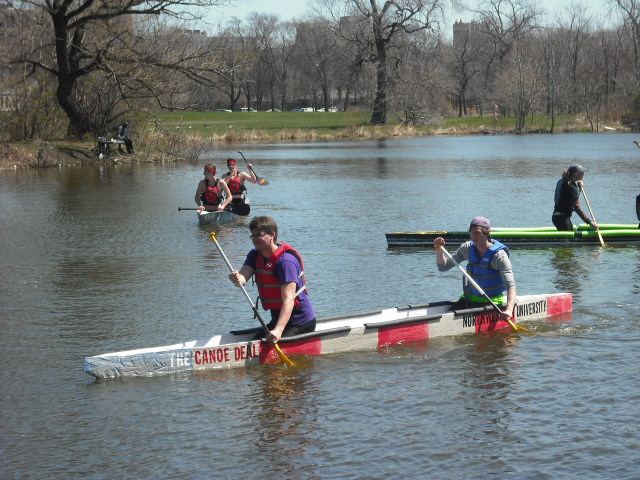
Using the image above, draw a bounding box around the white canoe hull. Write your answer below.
[197,209,242,226]
[84,293,572,379]
[197,198,250,225]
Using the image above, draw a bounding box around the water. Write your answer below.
[1,133,639,479]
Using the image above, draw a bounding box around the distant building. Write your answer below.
[453,20,491,49]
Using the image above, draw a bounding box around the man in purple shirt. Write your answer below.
[228,216,316,343]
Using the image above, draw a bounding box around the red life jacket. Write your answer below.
[226,175,244,195]
[255,242,307,310]
[201,179,220,205]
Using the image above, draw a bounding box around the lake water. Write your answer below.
[1,133,639,479]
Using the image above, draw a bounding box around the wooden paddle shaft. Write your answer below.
[579,184,605,246]
[209,234,270,335]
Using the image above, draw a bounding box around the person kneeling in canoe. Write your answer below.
[195,164,232,212]
[221,158,256,205]
[552,164,597,231]
[228,216,316,343]
[433,216,516,321]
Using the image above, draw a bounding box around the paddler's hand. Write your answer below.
[247,162,253,169]
[216,204,224,212]
[590,221,598,229]
[266,327,283,344]
[433,237,445,249]
[197,205,205,212]
[499,307,514,321]
[228,270,244,287]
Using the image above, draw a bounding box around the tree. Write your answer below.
[556,3,592,113]
[538,27,563,132]
[316,0,444,125]
[9,0,228,139]
[611,0,640,87]
[449,21,489,116]
[294,20,339,111]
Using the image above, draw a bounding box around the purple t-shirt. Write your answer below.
[244,248,315,326]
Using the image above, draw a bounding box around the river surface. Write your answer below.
[1,133,639,479]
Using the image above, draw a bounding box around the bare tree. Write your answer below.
[538,27,563,132]
[556,3,592,113]
[8,0,229,138]
[247,13,279,111]
[316,0,444,124]
[294,20,340,110]
[505,40,540,132]
[611,0,640,87]
[273,23,299,110]
[474,0,541,64]
[449,21,489,116]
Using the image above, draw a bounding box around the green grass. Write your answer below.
[150,110,599,140]
[154,111,374,137]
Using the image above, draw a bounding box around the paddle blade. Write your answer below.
[274,344,296,367]
[226,203,251,216]
[507,319,530,333]
[256,178,269,186]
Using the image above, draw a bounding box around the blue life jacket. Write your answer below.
[466,240,509,300]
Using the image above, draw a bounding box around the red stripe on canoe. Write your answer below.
[378,322,430,347]
[259,337,322,364]
[547,293,573,316]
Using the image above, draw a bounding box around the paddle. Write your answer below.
[437,245,529,333]
[178,204,250,216]
[634,140,640,149]
[579,184,605,246]
[209,232,295,367]
[238,151,269,186]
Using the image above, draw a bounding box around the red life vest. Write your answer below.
[255,242,307,310]
[201,179,220,205]
[227,175,244,195]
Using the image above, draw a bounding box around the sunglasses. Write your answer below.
[249,232,268,240]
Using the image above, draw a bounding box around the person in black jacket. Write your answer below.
[552,165,598,231]
[116,121,134,155]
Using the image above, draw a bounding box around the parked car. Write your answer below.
[215,108,232,112]
[240,107,256,112]
[266,109,281,112]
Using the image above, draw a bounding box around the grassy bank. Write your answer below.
[152,110,604,140]
[1,110,629,170]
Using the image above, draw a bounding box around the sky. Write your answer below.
[212,0,612,30]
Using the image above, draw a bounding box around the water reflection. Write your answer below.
[454,334,523,453]
[548,247,601,295]
[375,157,388,177]
[250,366,319,478]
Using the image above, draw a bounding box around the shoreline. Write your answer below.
[1,123,634,170]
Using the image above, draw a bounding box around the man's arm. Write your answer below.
[492,251,517,319]
[266,282,297,344]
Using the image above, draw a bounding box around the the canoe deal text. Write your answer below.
[194,343,261,365]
